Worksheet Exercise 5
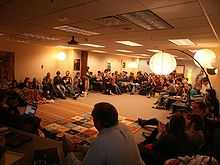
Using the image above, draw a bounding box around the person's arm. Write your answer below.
[82,140,106,165]
[64,138,106,165]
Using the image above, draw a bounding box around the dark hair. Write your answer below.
[168,115,185,137]
[92,102,118,128]
[189,114,204,131]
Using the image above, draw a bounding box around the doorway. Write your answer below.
[0,51,15,81]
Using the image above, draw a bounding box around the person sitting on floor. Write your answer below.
[111,73,121,95]
[54,71,66,99]
[185,114,205,153]
[42,72,56,99]
[0,91,41,134]
[62,71,75,98]
[138,114,193,165]
[73,72,83,99]
[64,102,144,165]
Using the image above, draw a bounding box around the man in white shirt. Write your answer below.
[65,102,144,165]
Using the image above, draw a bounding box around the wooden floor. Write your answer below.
[37,93,170,126]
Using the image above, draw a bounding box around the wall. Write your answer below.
[0,40,80,81]
[87,52,149,74]
[1,40,219,99]
[209,48,220,99]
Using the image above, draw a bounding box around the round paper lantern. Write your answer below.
[149,52,176,75]
[194,49,216,68]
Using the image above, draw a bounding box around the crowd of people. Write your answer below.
[138,99,219,164]
[0,68,219,164]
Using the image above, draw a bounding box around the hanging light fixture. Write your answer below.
[194,49,216,68]
[149,52,176,75]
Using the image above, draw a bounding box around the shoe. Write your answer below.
[142,132,150,139]
[137,118,145,127]
[154,101,158,105]
[61,95,66,99]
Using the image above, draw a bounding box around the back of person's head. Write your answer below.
[168,114,185,137]
[56,71,60,75]
[92,102,118,129]
[207,89,217,98]
[189,114,204,131]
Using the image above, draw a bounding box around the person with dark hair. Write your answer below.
[205,89,219,116]
[73,72,83,99]
[65,102,144,165]
[62,71,75,97]
[53,71,66,99]
[153,114,192,164]
[185,114,205,153]
[42,72,56,99]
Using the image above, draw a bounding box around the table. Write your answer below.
[5,128,64,165]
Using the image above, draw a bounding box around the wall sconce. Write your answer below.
[57,52,66,61]
[207,67,218,75]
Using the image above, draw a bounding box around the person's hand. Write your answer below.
[158,122,166,135]
[63,135,79,154]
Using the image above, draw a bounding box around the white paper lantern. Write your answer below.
[149,52,176,75]
[194,49,216,68]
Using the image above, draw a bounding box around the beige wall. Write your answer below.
[209,48,220,99]
[88,52,149,74]
[0,40,219,99]
[0,40,80,81]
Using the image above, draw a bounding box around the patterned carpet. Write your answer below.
[37,93,170,126]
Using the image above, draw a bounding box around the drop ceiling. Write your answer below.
[0,0,219,59]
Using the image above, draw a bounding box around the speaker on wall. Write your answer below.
[207,68,218,75]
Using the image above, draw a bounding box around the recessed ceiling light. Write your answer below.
[116,49,133,53]
[80,43,105,48]
[115,41,143,47]
[56,45,75,49]
[91,50,106,53]
[189,49,198,53]
[169,39,195,46]
[147,49,161,53]
[135,54,150,57]
[53,25,100,36]
[22,33,59,41]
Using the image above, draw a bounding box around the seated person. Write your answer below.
[185,114,205,153]
[94,71,104,91]
[110,73,121,95]
[53,71,66,99]
[32,78,41,90]
[64,102,144,165]
[205,89,219,116]
[62,71,75,97]
[0,92,41,134]
[42,72,56,99]
[139,114,193,165]
[23,77,32,89]
[73,72,83,99]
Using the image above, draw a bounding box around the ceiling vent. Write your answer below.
[95,16,127,26]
